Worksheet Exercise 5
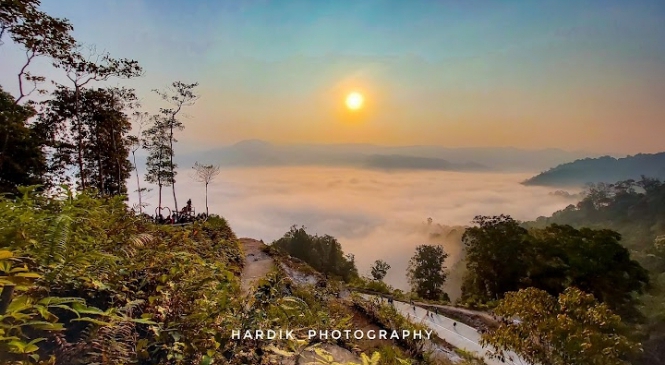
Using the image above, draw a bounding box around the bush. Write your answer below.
[0,188,244,364]
[272,226,359,282]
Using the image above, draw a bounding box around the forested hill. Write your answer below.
[526,177,665,269]
[522,153,665,187]
[525,178,665,365]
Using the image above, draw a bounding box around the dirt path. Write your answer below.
[239,238,274,295]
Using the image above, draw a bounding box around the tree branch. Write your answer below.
[14,49,37,105]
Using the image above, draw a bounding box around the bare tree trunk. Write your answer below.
[109,92,122,195]
[205,182,209,215]
[95,127,104,195]
[172,181,178,214]
[169,124,178,214]
[132,151,142,213]
[75,85,86,190]
[158,183,162,212]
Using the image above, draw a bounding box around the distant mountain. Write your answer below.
[523,152,665,187]
[364,154,487,171]
[179,140,598,172]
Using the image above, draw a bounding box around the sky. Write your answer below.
[2,0,665,154]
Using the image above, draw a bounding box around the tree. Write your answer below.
[407,244,448,300]
[0,0,76,178]
[461,215,531,302]
[0,0,76,102]
[0,87,46,194]
[50,47,142,191]
[461,215,649,319]
[153,81,199,213]
[82,87,137,196]
[370,260,391,281]
[272,226,359,282]
[481,287,640,365]
[127,111,148,213]
[192,162,220,215]
[38,86,139,196]
[143,115,173,214]
[529,224,649,321]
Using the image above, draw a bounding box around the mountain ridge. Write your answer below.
[179,139,602,172]
[523,152,665,187]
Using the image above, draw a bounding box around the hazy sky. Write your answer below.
[2,0,665,153]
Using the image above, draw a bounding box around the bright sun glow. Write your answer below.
[345,92,364,110]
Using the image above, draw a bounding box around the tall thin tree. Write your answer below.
[153,81,199,214]
[142,115,172,215]
[128,111,148,213]
[192,161,220,215]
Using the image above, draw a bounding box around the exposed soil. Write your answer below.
[347,306,396,351]
[239,238,274,295]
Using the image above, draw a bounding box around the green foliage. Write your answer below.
[272,225,359,282]
[453,349,486,365]
[370,260,390,282]
[525,178,665,363]
[0,87,46,195]
[461,215,530,303]
[310,348,386,365]
[481,287,640,365]
[144,81,199,212]
[0,188,244,364]
[407,245,449,301]
[142,113,174,210]
[38,86,138,195]
[0,0,75,58]
[350,277,397,297]
[461,215,649,320]
[529,178,665,271]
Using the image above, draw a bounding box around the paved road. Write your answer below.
[362,295,527,365]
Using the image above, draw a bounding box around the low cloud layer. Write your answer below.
[130,166,579,298]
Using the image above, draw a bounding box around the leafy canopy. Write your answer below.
[481,287,640,365]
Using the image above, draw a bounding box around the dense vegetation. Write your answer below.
[482,287,640,365]
[529,178,665,268]
[0,188,246,364]
[461,215,649,320]
[271,226,359,282]
[526,178,665,365]
[523,154,665,187]
[406,245,449,302]
[455,179,665,365]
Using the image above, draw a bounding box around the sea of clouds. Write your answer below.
[129,166,580,299]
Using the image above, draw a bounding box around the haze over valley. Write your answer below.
[178,139,600,172]
[130,165,581,298]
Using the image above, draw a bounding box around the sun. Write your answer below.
[345,92,364,110]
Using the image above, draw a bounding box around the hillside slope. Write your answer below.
[523,153,665,187]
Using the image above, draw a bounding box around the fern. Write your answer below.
[44,213,73,266]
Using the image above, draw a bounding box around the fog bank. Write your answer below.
[129,166,579,299]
